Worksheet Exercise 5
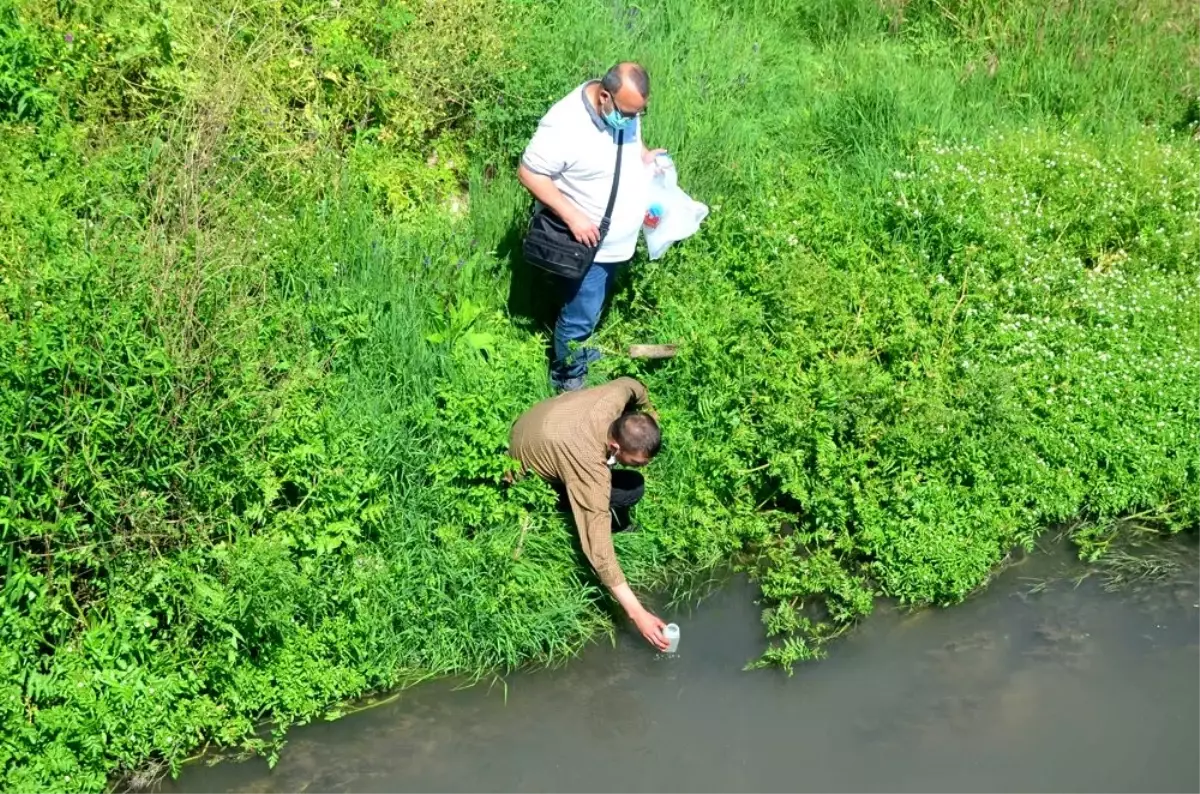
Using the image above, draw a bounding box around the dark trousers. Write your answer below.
[550,258,632,387]
[552,469,644,531]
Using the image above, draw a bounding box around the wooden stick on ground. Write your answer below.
[628,344,678,359]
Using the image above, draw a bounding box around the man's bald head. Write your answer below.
[601,62,650,101]
[608,411,661,467]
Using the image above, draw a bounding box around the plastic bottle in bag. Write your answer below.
[642,154,708,260]
[644,202,664,229]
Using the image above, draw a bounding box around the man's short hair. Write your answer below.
[611,412,661,456]
[601,62,649,99]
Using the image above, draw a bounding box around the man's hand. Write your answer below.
[611,582,670,651]
[564,206,600,247]
[631,607,670,651]
[643,147,668,166]
[517,164,599,247]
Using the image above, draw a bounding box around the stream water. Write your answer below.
[161,540,1199,793]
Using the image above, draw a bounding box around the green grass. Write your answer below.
[1,0,1197,789]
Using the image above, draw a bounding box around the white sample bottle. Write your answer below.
[662,623,680,654]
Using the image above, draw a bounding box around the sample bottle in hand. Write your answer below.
[662,623,680,654]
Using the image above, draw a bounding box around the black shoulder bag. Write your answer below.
[522,130,624,282]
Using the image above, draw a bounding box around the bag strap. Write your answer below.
[597,129,624,241]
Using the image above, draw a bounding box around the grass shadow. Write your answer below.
[500,220,558,332]
[499,219,561,371]
[500,221,650,378]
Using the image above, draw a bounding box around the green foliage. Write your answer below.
[1,0,1197,790]
[599,126,1197,666]
[0,1,57,121]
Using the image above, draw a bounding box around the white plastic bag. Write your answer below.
[642,154,708,260]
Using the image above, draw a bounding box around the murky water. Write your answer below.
[162,541,1199,793]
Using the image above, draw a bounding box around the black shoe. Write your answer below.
[551,374,586,393]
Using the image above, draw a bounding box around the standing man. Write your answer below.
[518,62,667,392]
[508,377,670,650]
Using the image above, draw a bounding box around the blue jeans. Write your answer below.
[551,258,627,386]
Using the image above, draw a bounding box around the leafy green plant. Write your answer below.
[0,2,56,121]
[1,0,1197,790]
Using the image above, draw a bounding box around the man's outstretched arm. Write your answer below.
[564,473,669,651]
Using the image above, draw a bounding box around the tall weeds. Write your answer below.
[0,0,1196,789]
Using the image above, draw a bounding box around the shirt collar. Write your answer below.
[580,81,607,132]
[580,81,638,139]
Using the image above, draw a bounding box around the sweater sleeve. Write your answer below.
[624,377,649,409]
[602,377,648,411]
[559,456,626,589]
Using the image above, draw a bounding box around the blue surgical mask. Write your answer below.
[603,108,631,131]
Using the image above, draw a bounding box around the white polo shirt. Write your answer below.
[521,82,650,264]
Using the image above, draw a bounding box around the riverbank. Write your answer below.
[2,0,1197,790]
[155,537,1200,793]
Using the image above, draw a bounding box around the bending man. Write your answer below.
[508,377,669,650]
